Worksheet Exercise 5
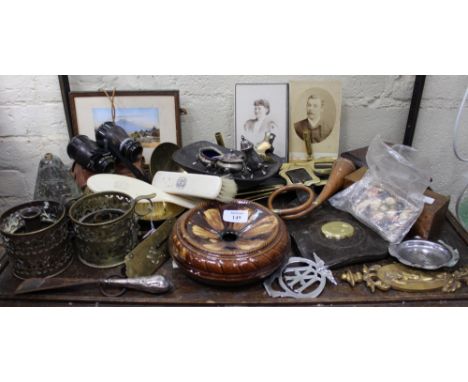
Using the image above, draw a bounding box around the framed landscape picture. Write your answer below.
[235,83,289,159]
[69,90,181,161]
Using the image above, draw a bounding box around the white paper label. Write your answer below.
[423,196,435,205]
[223,210,249,223]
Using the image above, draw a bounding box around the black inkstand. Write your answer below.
[172,134,283,190]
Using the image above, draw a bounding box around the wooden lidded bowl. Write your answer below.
[169,199,290,286]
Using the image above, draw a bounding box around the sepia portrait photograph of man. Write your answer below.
[294,94,333,143]
[289,81,342,160]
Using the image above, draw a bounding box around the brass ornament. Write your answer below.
[321,221,355,240]
[279,161,321,187]
[125,218,176,278]
[341,263,468,293]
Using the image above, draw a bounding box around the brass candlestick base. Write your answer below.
[341,263,468,293]
[321,221,355,240]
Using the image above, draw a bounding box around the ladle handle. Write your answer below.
[102,274,172,294]
[15,274,172,295]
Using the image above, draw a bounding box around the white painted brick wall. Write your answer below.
[0,75,70,212]
[0,75,467,217]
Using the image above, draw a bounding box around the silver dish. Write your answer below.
[388,239,459,270]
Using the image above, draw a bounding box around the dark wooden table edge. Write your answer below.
[0,212,467,307]
[2,300,468,307]
[2,290,468,307]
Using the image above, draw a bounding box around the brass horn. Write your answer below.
[268,157,356,220]
[312,157,356,208]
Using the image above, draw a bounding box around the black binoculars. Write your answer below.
[95,122,143,163]
[67,122,143,174]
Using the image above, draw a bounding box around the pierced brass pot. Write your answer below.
[0,201,73,279]
[169,199,290,286]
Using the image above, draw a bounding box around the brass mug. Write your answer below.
[69,191,153,268]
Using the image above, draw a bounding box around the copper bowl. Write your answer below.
[169,199,290,286]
